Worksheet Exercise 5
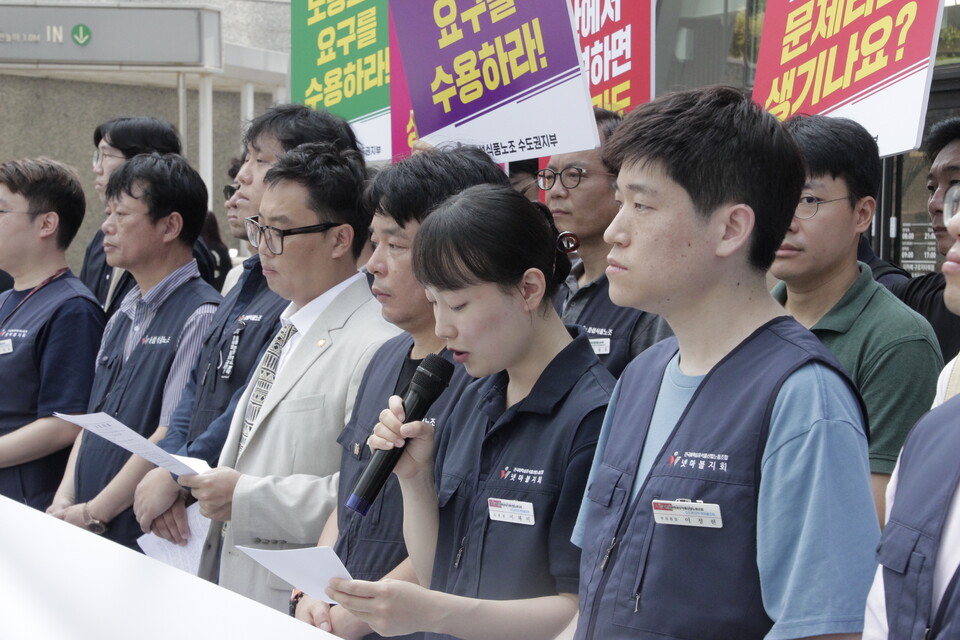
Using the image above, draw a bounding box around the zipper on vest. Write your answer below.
[600,536,617,571]
[924,628,931,640]
[634,593,640,613]
[454,536,466,569]
[201,361,212,388]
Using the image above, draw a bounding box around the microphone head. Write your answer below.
[413,353,455,397]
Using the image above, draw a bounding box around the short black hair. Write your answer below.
[94,117,181,158]
[603,85,805,272]
[263,142,369,259]
[785,115,881,201]
[363,146,509,228]
[594,106,622,141]
[923,117,960,162]
[0,158,86,249]
[244,104,364,162]
[412,183,571,302]
[104,153,208,247]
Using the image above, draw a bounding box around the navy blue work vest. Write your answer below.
[878,395,960,640]
[561,275,651,378]
[0,274,102,509]
[334,333,471,640]
[183,256,285,444]
[576,316,864,640]
[76,277,220,548]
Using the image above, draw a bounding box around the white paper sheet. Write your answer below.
[137,502,211,574]
[54,412,211,476]
[237,546,352,603]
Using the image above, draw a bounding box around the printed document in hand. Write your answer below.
[54,412,211,476]
[138,502,211,575]
[237,546,352,603]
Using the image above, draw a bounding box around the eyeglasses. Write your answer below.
[536,167,613,191]
[245,215,341,255]
[795,195,850,220]
[223,184,238,200]
[92,148,126,169]
[945,184,960,226]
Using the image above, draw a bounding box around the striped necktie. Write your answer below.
[238,322,297,455]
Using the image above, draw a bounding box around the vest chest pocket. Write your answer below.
[583,464,627,572]
[877,521,929,639]
[587,463,626,509]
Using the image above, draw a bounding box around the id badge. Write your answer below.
[652,499,722,528]
[0,339,12,355]
[589,338,611,355]
[488,498,535,525]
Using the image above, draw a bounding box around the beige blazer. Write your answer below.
[198,276,400,611]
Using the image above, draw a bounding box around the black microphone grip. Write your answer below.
[345,353,454,516]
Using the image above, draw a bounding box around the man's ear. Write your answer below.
[714,203,755,259]
[853,196,876,234]
[330,223,355,260]
[35,211,60,241]
[161,212,185,244]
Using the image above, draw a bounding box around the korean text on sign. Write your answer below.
[302,0,389,111]
[763,0,926,119]
[429,0,553,114]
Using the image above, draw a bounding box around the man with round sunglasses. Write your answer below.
[770,114,941,523]
[541,107,670,378]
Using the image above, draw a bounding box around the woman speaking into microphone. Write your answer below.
[327,183,615,640]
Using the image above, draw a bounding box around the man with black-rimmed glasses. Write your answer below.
[541,107,670,378]
[179,141,399,612]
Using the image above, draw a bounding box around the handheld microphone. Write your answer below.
[345,353,455,516]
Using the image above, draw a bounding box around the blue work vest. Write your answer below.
[334,333,471,640]
[576,316,863,640]
[75,277,220,548]
[878,395,960,640]
[0,274,101,509]
[184,256,285,444]
[561,275,663,378]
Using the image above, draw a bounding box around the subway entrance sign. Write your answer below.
[0,3,221,68]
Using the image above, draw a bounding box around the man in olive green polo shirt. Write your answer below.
[770,114,941,525]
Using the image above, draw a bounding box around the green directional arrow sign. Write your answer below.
[71,24,90,46]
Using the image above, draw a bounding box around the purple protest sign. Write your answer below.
[392,0,584,137]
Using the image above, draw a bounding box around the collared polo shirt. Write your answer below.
[773,262,941,473]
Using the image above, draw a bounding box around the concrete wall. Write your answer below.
[0,0,291,271]
[0,73,276,270]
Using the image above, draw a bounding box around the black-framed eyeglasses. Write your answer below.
[245,215,341,255]
[536,167,613,191]
[92,148,126,169]
[223,184,238,200]
[795,195,850,220]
